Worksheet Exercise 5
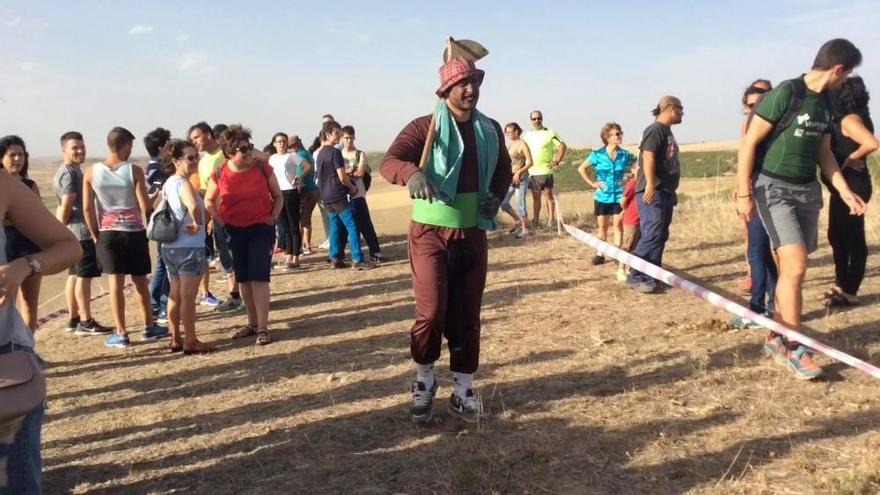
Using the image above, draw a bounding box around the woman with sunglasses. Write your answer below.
[205,125,283,346]
[729,79,778,329]
[578,122,634,266]
[159,139,214,354]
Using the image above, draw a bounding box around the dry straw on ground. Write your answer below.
[35,175,880,494]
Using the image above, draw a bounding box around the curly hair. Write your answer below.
[217,124,253,159]
[836,76,870,118]
[160,139,195,176]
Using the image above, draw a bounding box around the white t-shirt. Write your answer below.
[342,149,368,199]
[268,152,304,191]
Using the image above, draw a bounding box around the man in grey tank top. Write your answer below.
[83,127,168,348]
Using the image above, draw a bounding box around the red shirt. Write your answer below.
[622,179,639,226]
[216,161,274,227]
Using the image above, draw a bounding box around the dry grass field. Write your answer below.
[22,160,880,494]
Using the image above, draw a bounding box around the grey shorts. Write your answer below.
[529,174,554,192]
[161,246,206,278]
[754,174,822,253]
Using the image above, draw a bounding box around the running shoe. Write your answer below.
[215,297,244,313]
[318,239,330,250]
[729,317,763,330]
[302,245,312,255]
[370,253,386,264]
[200,292,222,307]
[449,389,482,423]
[410,380,439,424]
[74,318,113,336]
[351,260,375,271]
[627,278,656,293]
[104,332,131,348]
[763,333,789,365]
[515,228,531,240]
[66,316,81,333]
[787,345,824,380]
[142,324,170,341]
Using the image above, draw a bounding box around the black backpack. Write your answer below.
[745,77,807,174]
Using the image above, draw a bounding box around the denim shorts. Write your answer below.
[0,344,44,494]
[161,246,206,278]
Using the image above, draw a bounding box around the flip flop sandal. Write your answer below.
[232,325,257,339]
[819,288,840,302]
[168,341,184,353]
[255,330,271,346]
[184,342,216,355]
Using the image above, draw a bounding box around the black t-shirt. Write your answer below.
[636,122,680,193]
[317,145,348,204]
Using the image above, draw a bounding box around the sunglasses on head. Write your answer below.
[235,144,253,154]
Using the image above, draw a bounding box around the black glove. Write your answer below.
[479,193,501,219]
[407,170,436,204]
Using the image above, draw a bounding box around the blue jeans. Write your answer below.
[328,202,363,262]
[213,223,234,274]
[747,215,777,314]
[628,190,675,286]
[501,175,529,218]
[149,242,169,316]
[0,345,43,495]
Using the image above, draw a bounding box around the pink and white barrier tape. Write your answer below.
[35,279,133,327]
[554,199,880,380]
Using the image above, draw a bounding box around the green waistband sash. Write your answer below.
[411,192,479,228]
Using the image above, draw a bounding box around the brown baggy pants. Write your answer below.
[408,222,487,374]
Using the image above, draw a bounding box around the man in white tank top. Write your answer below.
[83,127,169,348]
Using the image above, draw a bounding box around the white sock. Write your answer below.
[415,362,435,389]
[452,372,474,398]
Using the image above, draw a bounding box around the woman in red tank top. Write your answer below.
[205,125,283,345]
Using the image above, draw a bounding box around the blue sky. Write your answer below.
[1,0,878,157]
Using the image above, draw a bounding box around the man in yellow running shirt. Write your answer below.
[522,110,567,227]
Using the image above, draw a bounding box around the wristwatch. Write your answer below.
[23,255,43,275]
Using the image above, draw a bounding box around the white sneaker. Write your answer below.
[410,380,438,424]
[449,389,481,423]
[318,240,330,250]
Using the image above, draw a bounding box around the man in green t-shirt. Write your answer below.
[522,110,567,227]
[736,38,866,380]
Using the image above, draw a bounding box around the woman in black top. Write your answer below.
[1,135,43,329]
[822,76,878,306]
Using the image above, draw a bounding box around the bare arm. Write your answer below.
[840,114,879,167]
[336,167,355,189]
[132,166,150,224]
[553,138,568,167]
[577,161,598,188]
[266,173,284,221]
[204,177,221,226]
[81,168,100,241]
[56,193,76,225]
[179,180,203,226]
[353,151,368,178]
[521,141,533,171]
[0,173,81,306]
[817,134,865,215]
[735,115,774,194]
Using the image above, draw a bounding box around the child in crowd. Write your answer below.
[617,163,640,281]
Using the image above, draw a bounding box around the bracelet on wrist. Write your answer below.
[736,194,752,198]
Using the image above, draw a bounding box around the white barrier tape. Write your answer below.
[554,198,880,380]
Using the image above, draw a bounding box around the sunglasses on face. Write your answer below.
[531,117,542,121]
[609,132,623,137]
[235,144,253,154]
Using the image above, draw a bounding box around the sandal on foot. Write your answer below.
[183,341,215,355]
[168,341,183,353]
[232,325,257,339]
[255,330,271,346]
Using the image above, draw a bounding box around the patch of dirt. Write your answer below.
[34,175,880,494]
